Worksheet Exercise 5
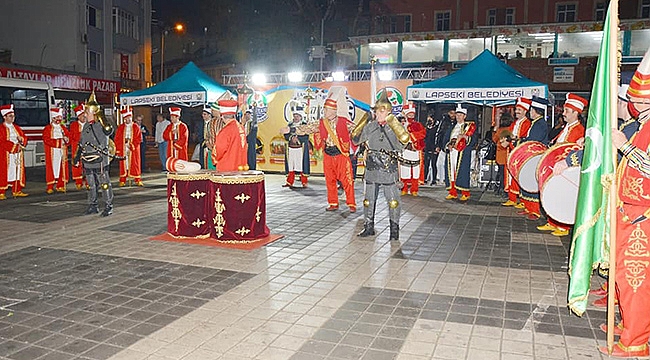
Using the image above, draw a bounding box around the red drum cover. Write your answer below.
[537,143,581,192]
[507,141,547,193]
[537,143,582,225]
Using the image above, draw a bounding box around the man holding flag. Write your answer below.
[598,47,650,358]
[567,0,650,355]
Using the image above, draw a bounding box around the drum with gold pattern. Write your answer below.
[507,141,547,193]
[537,143,582,224]
[166,170,270,242]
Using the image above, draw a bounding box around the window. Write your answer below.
[643,0,650,18]
[390,16,397,33]
[506,8,515,25]
[86,5,102,29]
[0,87,50,127]
[112,7,139,40]
[404,14,411,32]
[595,2,605,21]
[557,3,577,22]
[487,8,496,26]
[87,50,102,71]
[436,11,451,31]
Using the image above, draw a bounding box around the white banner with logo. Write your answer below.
[407,86,547,102]
[553,67,575,83]
[121,91,205,106]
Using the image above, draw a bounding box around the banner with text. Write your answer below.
[0,67,120,94]
[407,86,547,102]
[121,91,206,106]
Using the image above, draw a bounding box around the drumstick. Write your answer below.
[560,172,579,188]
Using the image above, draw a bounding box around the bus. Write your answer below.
[0,78,55,167]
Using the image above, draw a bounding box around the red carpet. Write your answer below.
[149,232,284,250]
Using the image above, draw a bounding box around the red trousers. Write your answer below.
[507,174,520,202]
[402,179,419,194]
[46,177,66,191]
[521,197,540,216]
[448,181,470,197]
[119,175,142,183]
[0,180,23,194]
[616,203,650,350]
[323,154,355,207]
[286,171,308,186]
[548,218,569,231]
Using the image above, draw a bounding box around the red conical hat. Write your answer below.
[628,46,650,99]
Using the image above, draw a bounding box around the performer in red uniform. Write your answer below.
[537,93,586,236]
[0,105,28,199]
[314,97,356,212]
[400,103,426,196]
[600,48,650,358]
[115,108,143,186]
[213,99,248,172]
[501,97,532,207]
[163,107,189,161]
[43,107,70,194]
[69,104,87,190]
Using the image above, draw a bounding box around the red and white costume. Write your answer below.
[213,100,248,172]
[43,108,69,192]
[543,93,587,233]
[115,108,143,185]
[69,104,87,189]
[0,105,28,197]
[504,97,532,204]
[163,107,189,161]
[314,97,356,211]
[400,104,426,195]
[602,48,650,358]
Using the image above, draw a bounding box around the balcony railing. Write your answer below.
[222,67,448,86]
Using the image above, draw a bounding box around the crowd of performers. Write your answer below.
[0,95,250,215]
[276,48,650,357]
[0,46,649,356]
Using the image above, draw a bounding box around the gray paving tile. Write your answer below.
[0,247,254,358]
[5,345,49,360]
[330,344,366,359]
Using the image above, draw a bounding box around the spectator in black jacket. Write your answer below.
[424,110,454,185]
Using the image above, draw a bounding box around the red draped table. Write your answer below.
[167,170,270,244]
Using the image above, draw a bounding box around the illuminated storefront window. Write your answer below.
[630,29,650,56]
[360,42,399,64]
[448,38,492,62]
[557,31,622,58]
[402,40,444,63]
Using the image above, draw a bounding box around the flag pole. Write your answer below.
[606,0,620,353]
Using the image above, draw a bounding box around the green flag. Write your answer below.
[567,3,618,316]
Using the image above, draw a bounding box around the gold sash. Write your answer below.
[323,118,348,156]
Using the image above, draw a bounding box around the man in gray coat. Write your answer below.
[352,90,409,241]
[76,93,114,217]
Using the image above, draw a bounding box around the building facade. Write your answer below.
[0,0,152,100]
[327,0,648,96]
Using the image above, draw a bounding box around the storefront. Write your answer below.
[0,67,120,123]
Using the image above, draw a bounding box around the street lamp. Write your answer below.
[160,23,185,82]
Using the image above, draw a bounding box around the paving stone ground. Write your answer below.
[0,170,615,360]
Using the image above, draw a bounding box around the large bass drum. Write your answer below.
[537,143,582,224]
[507,141,547,193]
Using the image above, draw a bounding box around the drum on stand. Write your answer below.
[537,143,582,224]
[507,141,547,193]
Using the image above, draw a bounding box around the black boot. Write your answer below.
[389,221,399,241]
[100,205,113,217]
[357,222,375,237]
[84,205,99,215]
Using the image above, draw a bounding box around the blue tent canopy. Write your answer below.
[407,50,548,105]
[120,62,227,107]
